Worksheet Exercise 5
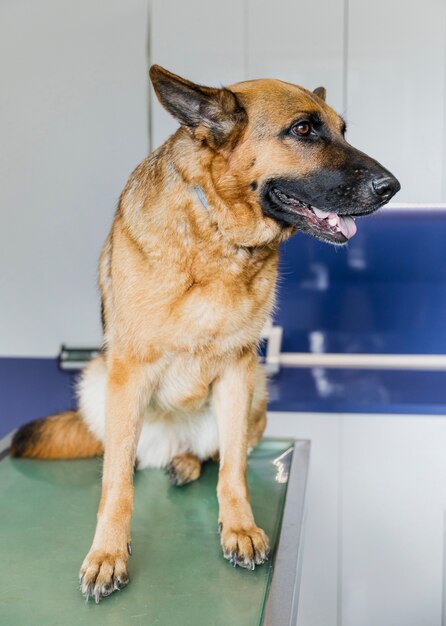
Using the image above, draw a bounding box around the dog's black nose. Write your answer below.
[371,175,401,200]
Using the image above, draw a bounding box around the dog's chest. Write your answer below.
[179,246,278,345]
[111,221,279,355]
[150,352,219,413]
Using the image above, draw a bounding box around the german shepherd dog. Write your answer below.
[11,65,400,602]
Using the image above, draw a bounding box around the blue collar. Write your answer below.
[194,185,209,210]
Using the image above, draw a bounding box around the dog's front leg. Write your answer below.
[79,354,155,602]
[213,350,269,569]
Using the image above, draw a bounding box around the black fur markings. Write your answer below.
[10,418,44,457]
[261,158,399,227]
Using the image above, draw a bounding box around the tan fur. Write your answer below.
[14,66,355,600]
[10,411,103,459]
[80,68,352,598]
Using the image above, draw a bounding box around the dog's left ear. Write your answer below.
[149,65,246,147]
[313,86,327,101]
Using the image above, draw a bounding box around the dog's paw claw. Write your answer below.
[221,525,269,570]
[94,587,101,605]
[79,550,129,602]
[114,573,129,590]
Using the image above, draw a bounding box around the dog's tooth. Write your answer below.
[312,207,329,219]
[328,216,338,226]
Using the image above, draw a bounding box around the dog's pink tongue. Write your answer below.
[338,215,357,239]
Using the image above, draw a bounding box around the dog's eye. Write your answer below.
[291,121,312,137]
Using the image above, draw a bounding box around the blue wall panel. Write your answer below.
[2,358,446,438]
[2,207,446,433]
[0,358,76,438]
[275,208,446,354]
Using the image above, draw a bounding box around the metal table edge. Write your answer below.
[263,439,311,626]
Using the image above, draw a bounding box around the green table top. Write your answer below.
[0,438,295,626]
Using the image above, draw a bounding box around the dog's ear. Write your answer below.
[149,65,246,147]
[313,86,326,101]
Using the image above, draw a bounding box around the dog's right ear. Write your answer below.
[313,86,327,101]
[149,65,246,147]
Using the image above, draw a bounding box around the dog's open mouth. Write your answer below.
[269,187,357,244]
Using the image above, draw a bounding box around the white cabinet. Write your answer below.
[0,0,150,356]
[149,0,344,148]
[267,411,446,626]
[149,0,246,148]
[341,415,446,626]
[347,0,446,203]
[246,0,344,113]
[150,0,446,201]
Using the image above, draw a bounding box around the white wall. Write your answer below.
[149,0,246,148]
[150,0,345,148]
[150,0,446,208]
[0,0,149,356]
[246,0,345,112]
[347,0,446,203]
[3,0,446,356]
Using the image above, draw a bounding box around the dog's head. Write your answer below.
[150,65,400,245]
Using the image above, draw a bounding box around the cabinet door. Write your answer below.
[149,0,246,148]
[347,0,446,203]
[341,415,446,626]
[149,0,346,148]
[246,0,345,113]
[0,0,149,356]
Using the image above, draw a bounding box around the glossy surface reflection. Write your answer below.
[276,208,446,355]
[0,439,292,626]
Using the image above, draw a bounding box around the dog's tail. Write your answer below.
[10,411,103,460]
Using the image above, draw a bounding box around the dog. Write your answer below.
[10,65,400,602]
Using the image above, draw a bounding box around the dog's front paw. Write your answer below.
[220,524,270,570]
[79,549,129,603]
